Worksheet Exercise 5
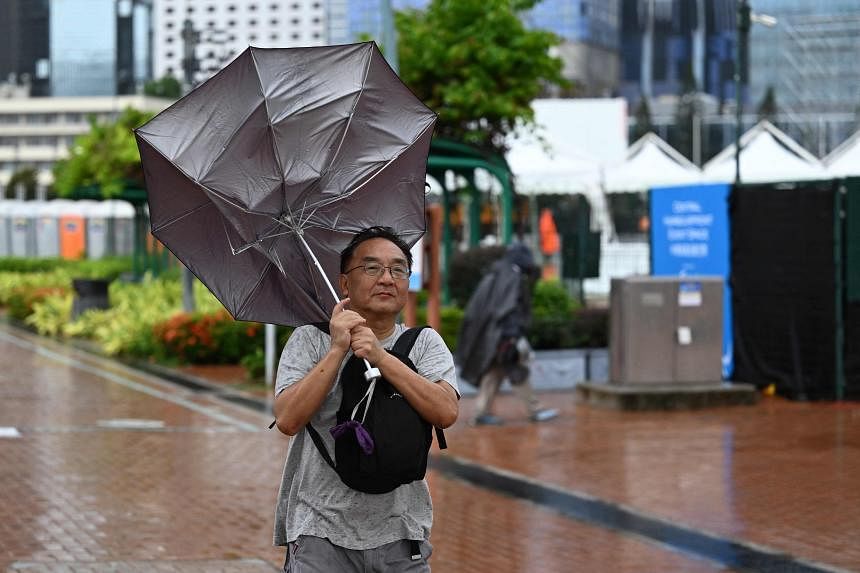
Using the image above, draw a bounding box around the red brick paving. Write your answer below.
[2,323,858,572]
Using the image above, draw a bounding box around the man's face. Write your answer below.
[339,237,409,320]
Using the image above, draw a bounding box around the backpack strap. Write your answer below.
[393,326,448,450]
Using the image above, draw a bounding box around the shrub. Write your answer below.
[0,256,132,279]
[26,293,73,336]
[241,348,266,380]
[152,310,265,365]
[531,279,576,320]
[570,306,609,348]
[6,285,70,321]
[0,270,70,307]
[528,306,609,350]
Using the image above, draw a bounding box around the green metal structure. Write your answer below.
[426,138,515,301]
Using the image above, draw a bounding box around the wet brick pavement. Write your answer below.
[1,322,858,572]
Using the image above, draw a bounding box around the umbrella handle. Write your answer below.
[295,230,381,382]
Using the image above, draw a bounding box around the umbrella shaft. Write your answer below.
[296,231,340,306]
[295,231,380,381]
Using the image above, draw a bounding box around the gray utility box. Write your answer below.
[610,276,723,384]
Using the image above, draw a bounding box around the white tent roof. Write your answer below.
[505,98,627,195]
[702,121,830,183]
[506,139,602,194]
[604,132,701,192]
[823,129,860,178]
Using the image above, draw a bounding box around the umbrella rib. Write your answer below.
[151,201,213,233]
[249,49,288,217]
[322,45,373,178]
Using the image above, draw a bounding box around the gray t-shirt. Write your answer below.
[272,323,459,549]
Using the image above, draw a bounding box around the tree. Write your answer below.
[53,107,154,198]
[7,167,39,200]
[757,85,778,124]
[144,75,182,99]
[396,0,566,154]
[632,96,653,141]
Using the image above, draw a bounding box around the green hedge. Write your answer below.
[0,257,132,279]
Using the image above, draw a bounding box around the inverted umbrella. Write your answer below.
[136,42,435,383]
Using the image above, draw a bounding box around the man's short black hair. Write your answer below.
[340,226,413,273]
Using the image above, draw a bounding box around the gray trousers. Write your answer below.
[475,337,540,417]
[284,535,432,572]
[474,365,540,417]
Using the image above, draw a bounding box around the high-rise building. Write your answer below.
[326,0,424,46]
[747,0,860,155]
[619,0,736,105]
[152,0,328,85]
[331,0,621,96]
[0,0,50,96]
[524,0,621,97]
[49,0,153,96]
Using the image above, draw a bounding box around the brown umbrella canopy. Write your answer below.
[135,43,436,326]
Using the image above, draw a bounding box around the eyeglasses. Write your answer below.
[344,263,411,280]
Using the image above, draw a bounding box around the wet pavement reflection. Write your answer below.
[1,324,858,572]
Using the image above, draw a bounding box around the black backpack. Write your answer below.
[306,324,447,494]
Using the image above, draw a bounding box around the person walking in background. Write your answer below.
[272,226,459,572]
[456,242,559,426]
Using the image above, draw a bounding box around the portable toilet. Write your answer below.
[0,200,21,257]
[8,201,37,258]
[104,200,135,256]
[36,200,71,258]
[59,201,90,260]
[84,201,110,259]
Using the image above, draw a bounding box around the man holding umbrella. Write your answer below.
[272,226,459,571]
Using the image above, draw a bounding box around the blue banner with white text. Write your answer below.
[650,183,732,378]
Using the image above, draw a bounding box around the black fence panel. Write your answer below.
[843,178,860,399]
[730,181,839,400]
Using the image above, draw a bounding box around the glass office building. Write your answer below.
[332,0,619,49]
[50,0,152,96]
[748,0,860,119]
[328,0,426,45]
[619,0,736,104]
[523,0,619,51]
[0,0,50,96]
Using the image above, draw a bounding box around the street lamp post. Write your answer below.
[734,0,751,185]
[734,2,777,184]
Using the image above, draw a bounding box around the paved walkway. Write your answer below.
[1,323,858,572]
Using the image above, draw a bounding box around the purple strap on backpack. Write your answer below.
[330,420,375,455]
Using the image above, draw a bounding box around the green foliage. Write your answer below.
[528,305,608,350]
[143,75,182,99]
[0,258,66,274]
[415,305,464,352]
[7,168,39,199]
[6,286,69,321]
[396,0,565,153]
[26,292,73,337]
[0,256,132,278]
[531,280,574,319]
[0,270,70,307]
[447,245,506,307]
[53,107,154,198]
[152,310,264,364]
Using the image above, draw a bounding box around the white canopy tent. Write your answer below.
[702,121,830,184]
[504,99,627,243]
[824,129,860,178]
[502,99,636,298]
[604,132,702,192]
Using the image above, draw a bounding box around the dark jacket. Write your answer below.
[455,244,537,386]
